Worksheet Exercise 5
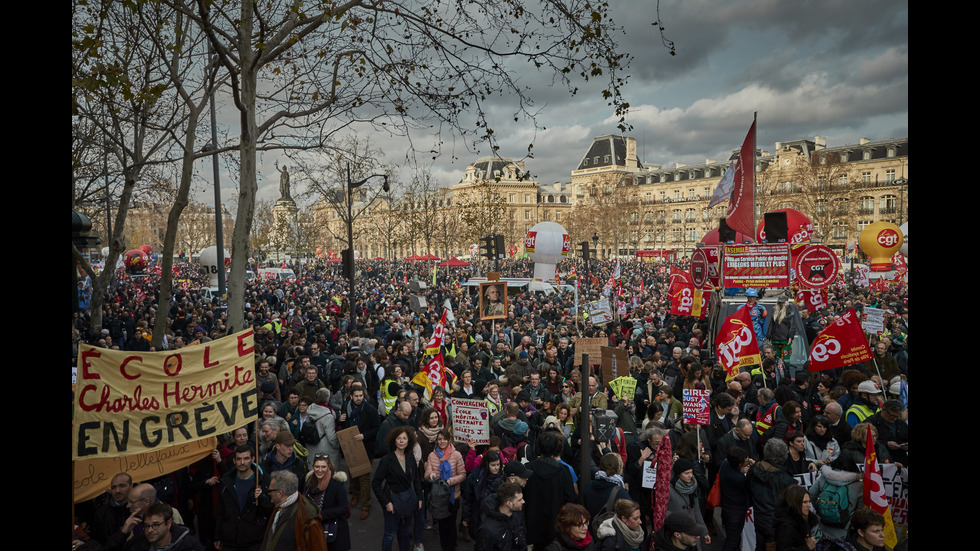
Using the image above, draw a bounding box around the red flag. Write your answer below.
[413,310,449,397]
[668,266,692,292]
[796,289,828,311]
[715,306,761,380]
[669,281,707,319]
[863,426,900,547]
[725,119,756,238]
[807,309,873,371]
[639,278,645,294]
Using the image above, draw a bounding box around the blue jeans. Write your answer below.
[383,509,413,551]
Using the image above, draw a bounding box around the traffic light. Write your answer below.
[341,248,354,279]
[578,241,591,262]
[493,235,505,259]
[480,236,495,261]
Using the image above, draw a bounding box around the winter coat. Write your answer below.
[747,460,798,539]
[808,465,863,540]
[304,472,351,551]
[524,456,577,547]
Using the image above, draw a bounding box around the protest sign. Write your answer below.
[682,389,710,425]
[600,346,628,383]
[862,307,885,334]
[73,437,217,503]
[641,460,657,489]
[73,330,258,459]
[575,338,604,367]
[794,244,840,289]
[451,398,490,445]
[723,244,791,288]
[587,299,613,325]
[609,376,637,400]
[337,426,372,478]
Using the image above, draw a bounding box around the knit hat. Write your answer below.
[672,457,695,478]
[513,421,529,435]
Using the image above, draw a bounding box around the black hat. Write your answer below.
[503,461,533,479]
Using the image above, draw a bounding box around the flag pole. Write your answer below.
[752,111,758,239]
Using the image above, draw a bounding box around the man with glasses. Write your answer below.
[107,502,202,551]
[261,471,321,551]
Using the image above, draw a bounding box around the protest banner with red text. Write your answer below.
[723,243,791,288]
[807,309,873,371]
[715,306,762,380]
[74,330,258,459]
[451,398,490,445]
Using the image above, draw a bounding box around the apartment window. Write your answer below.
[659,191,666,201]
[885,169,896,183]
[887,146,896,157]
[509,193,515,203]
[815,199,828,216]
[863,150,871,160]
[860,196,875,215]
[685,208,696,223]
[555,212,561,221]
[524,210,530,220]
[833,222,848,239]
[672,228,681,242]
[688,188,695,199]
[880,195,898,214]
[560,196,567,203]
[834,198,849,215]
[838,174,848,187]
[672,210,681,222]
[861,171,871,184]
[645,192,651,203]
[674,190,680,201]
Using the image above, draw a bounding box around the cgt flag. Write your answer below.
[807,309,873,371]
[669,282,707,319]
[863,428,899,547]
[715,306,761,380]
[796,289,828,311]
[668,266,692,293]
[412,310,452,398]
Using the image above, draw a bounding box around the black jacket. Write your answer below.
[524,457,576,547]
[476,493,527,551]
[215,468,272,548]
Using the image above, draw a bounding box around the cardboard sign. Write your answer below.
[73,437,217,504]
[451,398,490,445]
[74,330,258,459]
[337,426,372,478]
[723,243,791,288]
[575,338,605,366]
[682,388,711,425]
[600,346,628,383]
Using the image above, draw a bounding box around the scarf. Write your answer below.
[572,531,593,549]
[594,470,625,488]
[435,445,455,504]
[418,425,441,443]
[612,516,646,549]
[673,478,698,497]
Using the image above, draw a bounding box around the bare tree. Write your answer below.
[178,0,635,332]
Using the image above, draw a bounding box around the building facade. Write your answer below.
[567,135,909,258]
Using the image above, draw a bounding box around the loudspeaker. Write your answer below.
[718,218,737,243]
[764,212,789,243]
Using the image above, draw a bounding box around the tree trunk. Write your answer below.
[225,2,257,334]
[151,115,199,348]
[90,172,136,330]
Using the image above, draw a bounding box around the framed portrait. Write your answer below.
[479,282,508,320]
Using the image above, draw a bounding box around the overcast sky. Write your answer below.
[203,0,908,206]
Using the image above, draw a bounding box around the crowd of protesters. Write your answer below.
[72,256,908,551]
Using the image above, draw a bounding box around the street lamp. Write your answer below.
[345,162,389,331]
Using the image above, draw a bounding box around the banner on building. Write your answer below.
[74,330,258,459]
[451,398,490,445]
[722,243,791,288]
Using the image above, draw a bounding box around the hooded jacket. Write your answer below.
[524,456,576,547]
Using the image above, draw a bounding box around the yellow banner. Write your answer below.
[73,437,217,504]
[73,329,258,459]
